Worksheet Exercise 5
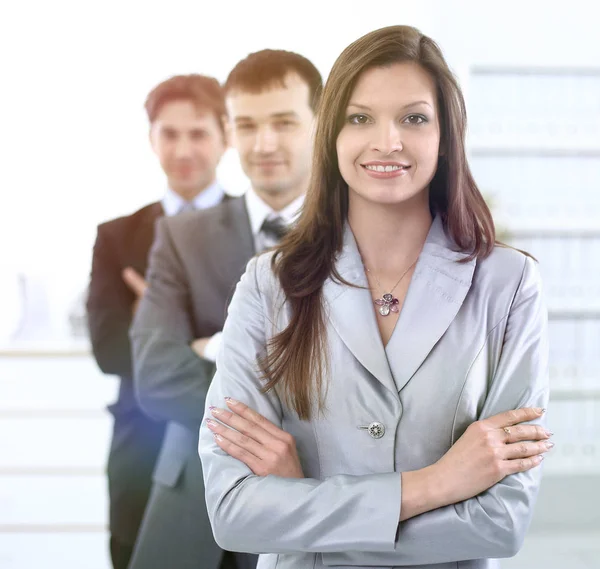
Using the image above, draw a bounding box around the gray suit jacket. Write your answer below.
[199,216,550,569]
[129,196,257,569]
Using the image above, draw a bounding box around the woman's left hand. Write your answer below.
[205,398,304,478]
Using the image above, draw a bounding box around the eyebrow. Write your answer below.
[162,126,207,133]
[234,111,300,123]
[347,100,433,111]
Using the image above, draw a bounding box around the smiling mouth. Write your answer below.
[254,161,285,167]
[175,167,194,176]
[362,164,410,173]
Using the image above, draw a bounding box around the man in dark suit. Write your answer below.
[86,74,227,569]
[129,50,323,569]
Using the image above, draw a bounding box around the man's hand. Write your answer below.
[191,337,211,358]
[122,267,148,315]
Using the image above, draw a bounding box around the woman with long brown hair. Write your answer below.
[199,25,550,569]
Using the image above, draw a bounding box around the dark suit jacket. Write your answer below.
[86,202,167,546]
[129,196,258,569]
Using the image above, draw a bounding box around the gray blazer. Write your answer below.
[129,196,257,569]
[199,216,550,569]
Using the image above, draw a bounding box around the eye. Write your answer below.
[235,123,255,132]
[347,114,370,125]
[404,114,427,125]
[274,120,296,130]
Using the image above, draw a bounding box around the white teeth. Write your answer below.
[365,164,405,172]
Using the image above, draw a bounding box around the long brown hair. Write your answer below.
[260,25,495,420]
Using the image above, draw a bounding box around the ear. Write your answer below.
[148,125,158,154]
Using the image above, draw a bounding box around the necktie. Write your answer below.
[260,216,288,241]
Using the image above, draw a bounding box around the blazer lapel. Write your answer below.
[386,216,476,393]
[209,197,256,292]
[132,202,164,274]
[323,226,397,396]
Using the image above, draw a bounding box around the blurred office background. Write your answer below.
[0,0,599,567]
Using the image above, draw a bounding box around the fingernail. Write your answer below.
[545,430,554,437]
[214,433,223,442]
[546,441,555,449]
[210,407,221,415]
[205,418,217,427]
[536,407,546,414]
[538,455,545,461]
[224,397,238,406]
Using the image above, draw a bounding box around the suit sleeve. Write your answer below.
[199,257,403,555]
[130,217,216,426]
[323,256,550,566]
[86,225,135,378]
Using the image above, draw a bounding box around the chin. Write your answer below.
[354,186,427,208]
[256,181,290,194]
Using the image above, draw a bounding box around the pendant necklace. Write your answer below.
[365,258,418,317]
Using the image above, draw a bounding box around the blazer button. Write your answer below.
[358,422,386,439]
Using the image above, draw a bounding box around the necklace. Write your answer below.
[365,258,418,317]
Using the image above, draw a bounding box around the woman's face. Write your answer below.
[336,62,441,210]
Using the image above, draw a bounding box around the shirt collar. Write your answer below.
[244,186,305,236]
[161,181,225,217]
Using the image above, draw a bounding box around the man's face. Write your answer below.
[226,74,315,202]
[150,99,225,199]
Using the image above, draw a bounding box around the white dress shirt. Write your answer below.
[244,185,305,251]
[203,187,304,362]
[161,181,224,217]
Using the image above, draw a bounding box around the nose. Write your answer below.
[174,136,194,159]
[372,121,403,154]
[253,125,278,154]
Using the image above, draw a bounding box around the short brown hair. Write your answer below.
[144,74,226,134]
[224,49,323,112]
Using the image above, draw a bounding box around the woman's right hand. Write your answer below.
[432,407,551,507]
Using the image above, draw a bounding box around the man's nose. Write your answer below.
[174,136,194,158]
[253,126,278,153]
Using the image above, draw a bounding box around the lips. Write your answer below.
[175,167,194,177]
[254,162,285,168]
[360,161,411,179]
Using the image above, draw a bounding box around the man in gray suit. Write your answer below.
[128,50,323,569]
